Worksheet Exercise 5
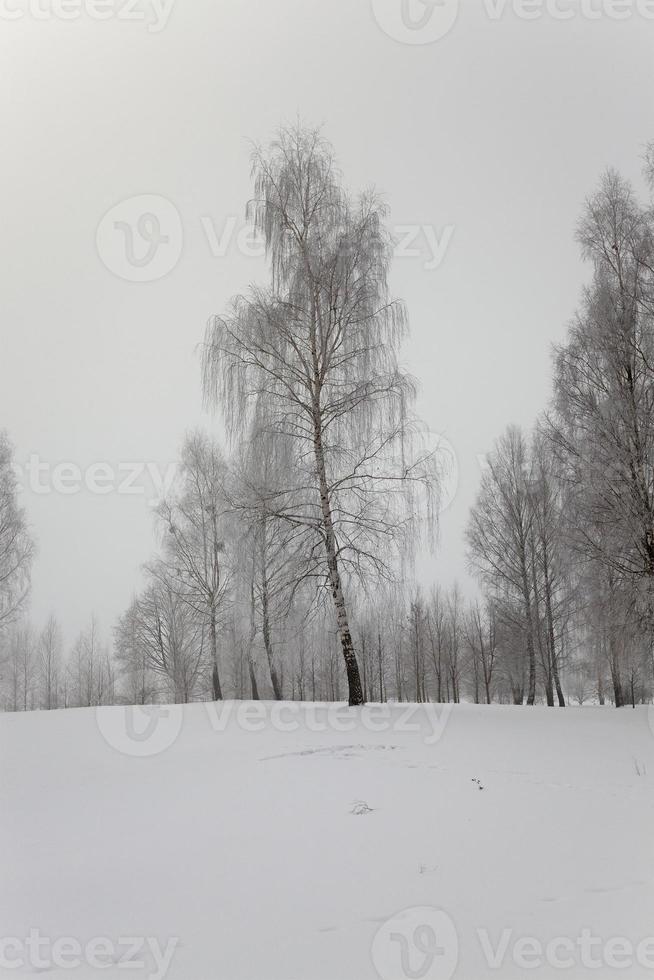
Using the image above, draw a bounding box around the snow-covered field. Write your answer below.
[2,702,654,979]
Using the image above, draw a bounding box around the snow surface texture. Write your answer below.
[2,702,654,979]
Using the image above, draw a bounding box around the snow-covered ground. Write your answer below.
[2,701,654,979]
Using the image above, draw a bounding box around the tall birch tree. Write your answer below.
[203,125,438,705]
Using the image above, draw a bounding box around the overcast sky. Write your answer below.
[1,0,653,646]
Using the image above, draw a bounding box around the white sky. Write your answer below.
[1,0,653,646]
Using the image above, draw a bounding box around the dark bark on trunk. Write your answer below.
[312,406,364,706]
[541,541,565,707]
[210,605,223,701]
[610,662,625,707]
[522,577,537,705]
[377,631,385,703]
[248,657,260,700]
[260,559,282,700]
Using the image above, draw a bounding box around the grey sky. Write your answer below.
[1,0,653,646]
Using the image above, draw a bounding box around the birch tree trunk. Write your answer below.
[313,411,364,705]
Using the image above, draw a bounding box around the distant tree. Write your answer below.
[113,599,158,705]
[67,617,114,707]
[156,432,230,701]
[425,586,448,703]
[463,599,498,705]
[407,594,427,703]
[3,624,36,711]
[466,427,538,704]
[119,575,207,703]
[0,433,35,630]
[528,435,569,707]
[39,614,61,710]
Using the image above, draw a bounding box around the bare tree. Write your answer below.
[39,614,61,710]
[3,624,36,711]
[466,427,538,704]
[463,599,498,705]
[548,171,654,642]
[0,433,35,631]
[230,429,310,701]
[425,586,448,702]
[528,437,570,707]
[67,617,114,707]
[156,432,230,700]
[113,599,158,705]
[203,124,438,705]
[118,576,208,703]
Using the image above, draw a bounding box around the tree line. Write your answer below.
[2,127,654,710]
[467,149,654,708]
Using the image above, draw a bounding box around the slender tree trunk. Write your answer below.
[597,661,605,706]
[248,658,260,700]
[260,555,282,700]
[247,580,260,700]
[312,408,364,706]
[530,541,552,705]
[610,655,624,707]
[521,567,537,705]
[542,543,565,707]
[209,600,223,700]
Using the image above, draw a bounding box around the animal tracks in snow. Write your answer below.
[259,743,402,762]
